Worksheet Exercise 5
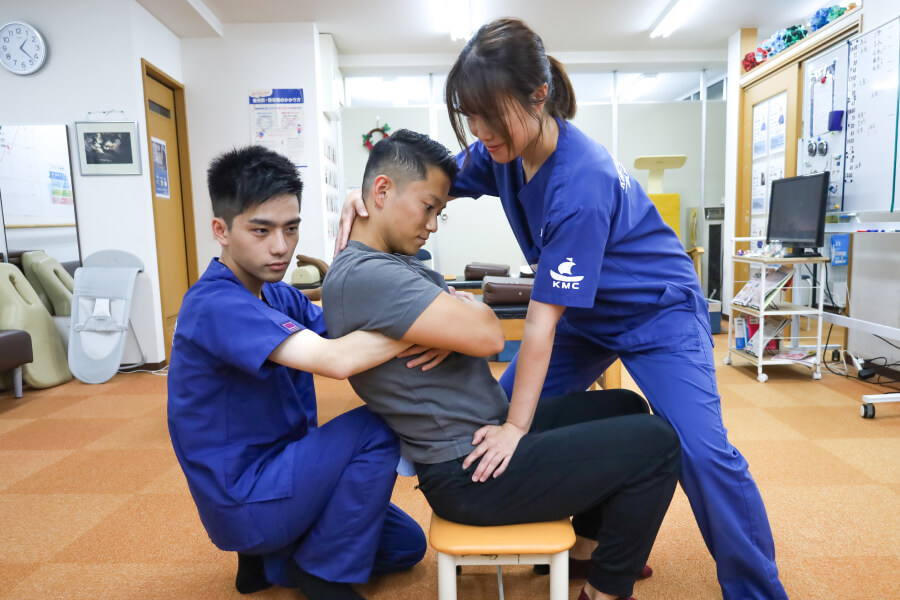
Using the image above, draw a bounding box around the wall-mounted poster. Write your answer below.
[752,100,769,159]
[751,163,767,214]
[766,158,784,200]
[151,137,169,199]
[768,92,787,154]
[750,215,768,241]
[249,89,306,168]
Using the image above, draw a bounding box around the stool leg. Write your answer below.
[13,367,23,399]
[437,552,457,600]
[549,550,568,600]
[497,566,504,600]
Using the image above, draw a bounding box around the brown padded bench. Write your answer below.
[0,330,33,398]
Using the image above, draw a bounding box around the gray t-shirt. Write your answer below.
[322,241,509,464]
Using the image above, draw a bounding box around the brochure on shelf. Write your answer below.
[745,317,789,356]
[732,265,794,310]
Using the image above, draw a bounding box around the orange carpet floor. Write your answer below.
[1,332,898,599]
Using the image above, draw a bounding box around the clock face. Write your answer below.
[1,21,47,75]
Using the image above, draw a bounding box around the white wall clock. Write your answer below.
[1,21,47,75]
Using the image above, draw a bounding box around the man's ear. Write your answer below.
[211,217,230,246]
[371,174,392,210]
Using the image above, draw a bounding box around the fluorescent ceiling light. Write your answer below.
[650,0,705,38]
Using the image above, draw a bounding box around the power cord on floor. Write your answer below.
[822,322,900,391]
[117,365,169,376]
[808,263,900,391]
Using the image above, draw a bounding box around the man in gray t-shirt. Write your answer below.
[329,130,683,600]
[323,241,508,464]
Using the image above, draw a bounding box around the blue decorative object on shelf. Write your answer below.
[810,7,830,31]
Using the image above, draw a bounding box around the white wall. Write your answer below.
[0,0,183,363]
[341,107,431,190]
[433,106,527,276]
[570,104,614,150]
[619,102,704,246]
[181,23,328,262]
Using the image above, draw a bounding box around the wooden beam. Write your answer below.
[740,28,758,63]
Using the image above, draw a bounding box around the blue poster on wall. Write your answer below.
[151,136,169,198]
[830,233,849,265]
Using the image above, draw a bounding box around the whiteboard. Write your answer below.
[0,124,77,226]
[843,17,900,213]
[800,42,849,211]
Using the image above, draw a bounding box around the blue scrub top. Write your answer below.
[168,258,326,549]
[451,119,709,353]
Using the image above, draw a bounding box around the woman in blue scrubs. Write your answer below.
[338,17,787,600]
[448,19,787,600]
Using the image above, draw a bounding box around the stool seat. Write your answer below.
[430,514,575,555]
[429,514,575,600]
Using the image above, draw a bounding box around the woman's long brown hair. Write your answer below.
[445,18,576,160]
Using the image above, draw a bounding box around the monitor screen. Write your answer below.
[766,172,830,248]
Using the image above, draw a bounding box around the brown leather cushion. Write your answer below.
[482,276,533,306]
[0,329,33,371]
[464,262,510,280]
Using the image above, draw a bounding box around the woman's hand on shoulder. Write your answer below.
[334,188,367,257]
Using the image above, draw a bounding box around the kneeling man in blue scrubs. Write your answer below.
[167,146,426,600]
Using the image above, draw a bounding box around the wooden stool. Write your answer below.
[429,513,575,600]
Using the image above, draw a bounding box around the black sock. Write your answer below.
[235,553,272,594]
[285,560,364,600]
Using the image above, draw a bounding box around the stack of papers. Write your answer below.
[745,317,789,357]
[733,265,793,310]
[773,350,818,366]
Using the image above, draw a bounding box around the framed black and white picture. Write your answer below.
[74,121,141,175]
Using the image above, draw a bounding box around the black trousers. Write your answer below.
[415,390,681,598]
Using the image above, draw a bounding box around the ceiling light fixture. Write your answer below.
[650,0,705,38]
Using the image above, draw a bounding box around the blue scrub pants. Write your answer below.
[500,317,788,600]
[241,406,426,586]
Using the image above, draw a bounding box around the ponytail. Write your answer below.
[547,56,576,120]
[446,18,577,156]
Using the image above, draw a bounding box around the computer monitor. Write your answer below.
[766,172,830,254]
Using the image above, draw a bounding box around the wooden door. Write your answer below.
[144,73,190,361]
[736,65,802,296]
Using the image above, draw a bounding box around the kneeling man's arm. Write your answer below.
[402,291,505,358]
[268,329,411,380]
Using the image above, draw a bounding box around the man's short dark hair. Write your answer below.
[361,129,458,201]
[207,146,303,227]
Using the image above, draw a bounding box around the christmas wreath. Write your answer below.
[362,124,391,150]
